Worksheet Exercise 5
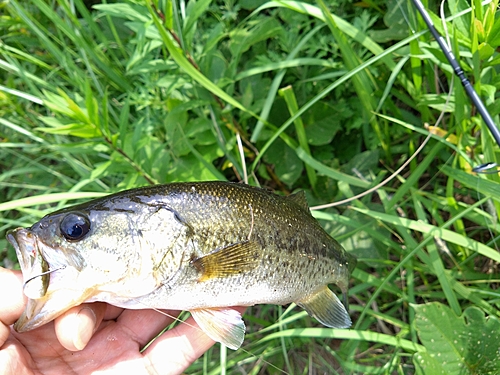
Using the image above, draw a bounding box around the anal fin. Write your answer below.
[190,307,246,350]
[296,286,351,328]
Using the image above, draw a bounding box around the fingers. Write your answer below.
[0,268,25,346]
[116,309,180,348]
[103,304,125,321]
[143,307,247,374]
[143,315,215,374]
[54,302,107,351]
[0,268,25,324]
[53,305,179,352]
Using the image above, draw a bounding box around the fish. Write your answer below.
[7,181,356,350]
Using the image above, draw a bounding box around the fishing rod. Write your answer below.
[411,0,500,173]
[412,0,500,145]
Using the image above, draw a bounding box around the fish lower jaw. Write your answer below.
[14,287,97,332]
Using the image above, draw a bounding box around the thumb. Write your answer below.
[0,268,25,346]
[54,302,107,351]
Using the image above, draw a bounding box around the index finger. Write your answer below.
[143,306,247,374]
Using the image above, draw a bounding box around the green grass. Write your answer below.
[1,0,500,373]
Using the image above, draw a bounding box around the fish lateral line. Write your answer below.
[130,298,291,375]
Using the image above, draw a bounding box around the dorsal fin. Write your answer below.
[286,191,310,212]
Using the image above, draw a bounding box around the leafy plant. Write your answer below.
[413,302,500,375]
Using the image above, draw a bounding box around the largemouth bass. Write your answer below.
[7,181,356,349]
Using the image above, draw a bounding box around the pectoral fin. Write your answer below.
[190,308,246,350]
[297,286,351,328]
[191,241,260,282]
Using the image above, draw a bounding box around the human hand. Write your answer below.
[0,267,243,374]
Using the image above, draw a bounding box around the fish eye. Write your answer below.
[60,213,91,241]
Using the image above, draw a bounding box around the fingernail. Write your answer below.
[73,307,96,351]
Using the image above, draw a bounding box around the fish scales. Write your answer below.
[130,182,343,307]
[7,181,356,349]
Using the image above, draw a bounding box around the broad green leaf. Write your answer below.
[447,0,472,41]
[486,12,500,48]
[166,117,190,157]
[340,149,379,176]
[295,148,370,188]
[229,18,282,56]
[369,0,412,42]
[303,101,344,146]
[414,351,451,375]
[168,152,225,181]
[478,42,495,60]
[264,138,303,187]
[330,209,389,262]
[413,303,500,375]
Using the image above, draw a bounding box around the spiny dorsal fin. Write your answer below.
[191,241,260,282]
[296,286,351,328]
[286,190,310,212]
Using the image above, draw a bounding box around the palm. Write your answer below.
[0,269,218,375]
[6,310,179,374]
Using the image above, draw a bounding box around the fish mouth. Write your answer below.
[8,228,52,332]
[7,229,87,332]
[7,229,51,299]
